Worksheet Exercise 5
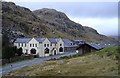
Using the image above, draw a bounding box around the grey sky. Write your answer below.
[4,0,118,36]
[15,2,118,18]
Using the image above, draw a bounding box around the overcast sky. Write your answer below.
[4,0,119,36]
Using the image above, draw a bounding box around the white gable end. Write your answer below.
[28,38,39,44]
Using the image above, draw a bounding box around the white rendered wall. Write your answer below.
[42,38,51,57]
[28,38,39,55]
[57,38,64,54]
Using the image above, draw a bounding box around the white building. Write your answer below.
[14,38,64,57]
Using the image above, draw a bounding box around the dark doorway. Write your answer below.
[59,47,63,52]
[44,48,49,54]
[54,50,56,55]
[30,48,36,54]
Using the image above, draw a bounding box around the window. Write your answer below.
[36,44,37,47]
[55,44,56,46]
[44,44,46,47]
[25,43,26,47]
[18,43,20,47]
[33,44,34,47]
[71,43,73,45]
[50,43,52,46]
[47,44,49,47]
[60,44,62,46]
[30,44,32,47]
[21,43,23,47]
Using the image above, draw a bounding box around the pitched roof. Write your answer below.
[14,38,32,43]
[62,39,73,43]
[48,38,60,43]
[15,38,46,43]
[35,38,46,43]
[75,40,103,50]
[86,42,102,50]
[63,39,78,47]
[73,40,85,45]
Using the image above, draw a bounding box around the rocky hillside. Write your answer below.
[2,2,117,47]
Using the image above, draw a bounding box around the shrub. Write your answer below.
[17,47,23,56]
[2,46,16,59]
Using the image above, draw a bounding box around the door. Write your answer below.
[54,50,56,55]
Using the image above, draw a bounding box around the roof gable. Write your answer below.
[29,38,39,43]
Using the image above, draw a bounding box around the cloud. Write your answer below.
[70,17,118,36]
[13,2,118,18]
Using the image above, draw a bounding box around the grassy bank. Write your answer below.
[5,46,119,76]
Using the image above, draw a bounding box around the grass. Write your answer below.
[4,46,119,76]
[96,46,119,60]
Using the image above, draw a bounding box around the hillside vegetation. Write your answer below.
[5,47,119,76]
[2,2,117,48]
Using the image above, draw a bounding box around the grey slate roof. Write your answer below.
[86,42,102,50]
[74,40,85,45]
[14,38,77,48]
[35,38,46,43]
[15,38,32,43]
[63,39,78,47]
[48,38,60,43]
[74,40,102,50]
[14,38,60,43]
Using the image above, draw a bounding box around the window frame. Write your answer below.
[44,44,46,47]
[18,43,20,47]
[33,44,34,47]
[60,44,62,46]
[50,43,52,46]
[21,43,23,47]
[30,44,32,47]
[25,43,26,47]
[35,44,37,47]
[55,43,56,46]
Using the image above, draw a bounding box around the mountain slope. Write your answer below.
[33,8,117,42]
[2,2,117,47]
